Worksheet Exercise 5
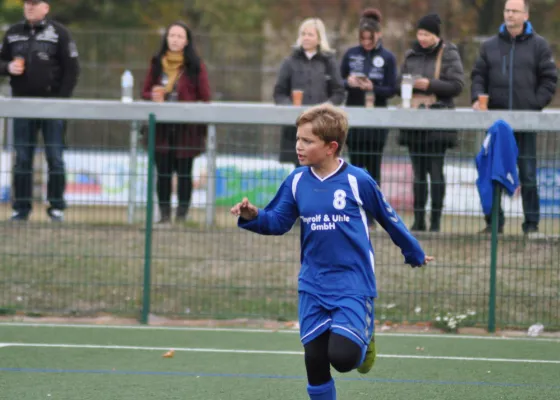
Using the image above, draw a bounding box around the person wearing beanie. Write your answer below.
[417,13,441,37]
[397,13,465,232]
[340,8,397,188]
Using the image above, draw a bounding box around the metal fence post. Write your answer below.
[205,124,217,227]
[141,113,156,324]
[127,120,139,224]
[488,183,500,333]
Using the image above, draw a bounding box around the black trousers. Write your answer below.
[346,128,389,185]
[484,131,539,231]
[13,118,66,214]
[407,142,447,216]
[154,152,194,215]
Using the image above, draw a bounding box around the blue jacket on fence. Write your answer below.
[475,120,520,216]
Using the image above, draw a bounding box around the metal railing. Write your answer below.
[0,98,558,332]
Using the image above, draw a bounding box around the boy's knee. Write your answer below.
[329,353,358,373]
[328,334,362,373]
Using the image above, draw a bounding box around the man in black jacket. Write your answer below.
[0,0,79,222]
[471,0,557,234]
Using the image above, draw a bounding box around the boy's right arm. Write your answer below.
[238,179,299,235]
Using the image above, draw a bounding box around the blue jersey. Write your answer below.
[238,161,425,298]
[476,119,520,216]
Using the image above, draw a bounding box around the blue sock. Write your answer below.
[307,379,336,400]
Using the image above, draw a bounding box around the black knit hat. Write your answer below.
[417,13,441,36]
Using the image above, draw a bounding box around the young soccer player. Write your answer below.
[231,104,434,400]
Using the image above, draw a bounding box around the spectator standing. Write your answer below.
[0,0,79,222]
[340,8,397,186]
[273,18,345,167]
[398,14,464,232]
[471,0,557,234]
[141,21,211,224]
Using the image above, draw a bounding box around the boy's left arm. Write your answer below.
[361,177,426,267]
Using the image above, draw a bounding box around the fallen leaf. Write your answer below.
[163,349,175,358]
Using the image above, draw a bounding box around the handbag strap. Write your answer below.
[434,44,445,80]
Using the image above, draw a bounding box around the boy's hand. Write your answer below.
[411,255,434,268]
[230,197,258,221]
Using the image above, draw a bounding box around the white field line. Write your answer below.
[1,343,560,364]
[1,322,559,343]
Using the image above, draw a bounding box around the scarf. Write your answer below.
[161,51,184,93]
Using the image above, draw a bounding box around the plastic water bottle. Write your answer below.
[121,70,134,103]
[401,74,413,109]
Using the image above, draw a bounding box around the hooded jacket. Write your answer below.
[471,22,557,110]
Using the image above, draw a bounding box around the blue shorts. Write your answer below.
[299,291,375,361]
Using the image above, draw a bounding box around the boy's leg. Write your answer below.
[299,292,335,400]
[328,333,363,373]
[330,296,376,374]
[304,331,336,400]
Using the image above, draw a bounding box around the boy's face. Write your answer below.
[295,122,339,166]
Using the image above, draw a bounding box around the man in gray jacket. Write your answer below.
[471,0,557,234]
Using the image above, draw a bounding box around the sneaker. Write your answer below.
[157,215,171,224]
[10,211,29,221]
[175,211,187,223]
[47,208,64,222]
[480,225,503,234]
[523,224,538,234]
[410,221,427,232]
[357,336,376,374]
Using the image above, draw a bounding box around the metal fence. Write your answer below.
[0,98,558,332]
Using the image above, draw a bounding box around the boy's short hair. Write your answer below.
[295,104,349,155]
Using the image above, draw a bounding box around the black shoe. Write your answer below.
[10,211,29,221]
[480,225,503,234]
[522,224,538,234]
[157,205,171,224]
[157,215,171,224]
[410,211,426,232]
[430,212,441,232]
[175,206,188,223]
[429,224,440,233]
[47,208,64,222]
[410,221,427,232]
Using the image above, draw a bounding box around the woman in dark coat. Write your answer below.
[398,14,464,232]
[340,8,397,186]
[273,18,345,166]
[142,21,211,224]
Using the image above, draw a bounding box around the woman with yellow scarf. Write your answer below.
[142,21,211,224]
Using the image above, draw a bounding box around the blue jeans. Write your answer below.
[12,119,66,214]
[485,131,539,231]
